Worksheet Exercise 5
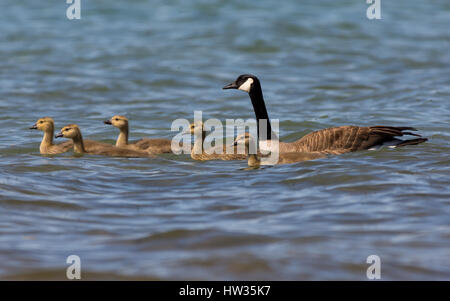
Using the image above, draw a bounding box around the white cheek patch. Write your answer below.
[238,78,254,92]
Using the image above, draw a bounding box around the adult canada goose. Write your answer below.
[104,115,178,154]
[30,117,73,154]
[55,124,152,158]
[223,74,428,154]
[233,133,326,167]
[185,121,247,161]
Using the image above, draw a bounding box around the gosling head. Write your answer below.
[55,124,81,139]
[183,121,204,135]
[104,115,129,129]
[223,74,260,93]
[233,132,254,147]
[30,117,55,132]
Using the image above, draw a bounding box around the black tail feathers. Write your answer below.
[394,138,428,148]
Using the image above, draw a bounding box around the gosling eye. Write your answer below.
[40,121,44,124]
[65,128,70,131]
[115,118,119,121]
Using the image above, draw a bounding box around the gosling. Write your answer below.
[104,115,179,154]
[30,117,73,154]
[185,121,247,161]
[55,124,152,158]
[233,133,326,167]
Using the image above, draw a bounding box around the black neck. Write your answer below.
[249,82,276,141]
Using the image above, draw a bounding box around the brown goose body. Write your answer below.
[104,115,179,154]
[56,124,152,158]
[223,74,428,154]
[187,122,247,161]
[278,125,427,155]
[30,117,73,154]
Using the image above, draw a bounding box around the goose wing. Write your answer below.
[294,125,424,154]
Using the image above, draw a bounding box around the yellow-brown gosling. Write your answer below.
[233,133,326,167]
[55,124,152,158]
[185,121,247,161]
[30,117,73,154]
[104,115,178,154]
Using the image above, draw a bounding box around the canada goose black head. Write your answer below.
[223,74,260,93]
[30,117,54,131]
[104,115,128,129]
[55,124,81,139]
[223,74,275,141]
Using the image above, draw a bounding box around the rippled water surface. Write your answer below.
[0,0,449,280]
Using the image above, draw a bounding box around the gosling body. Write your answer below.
[56,124,152,158]
[186,122,247,161]
[104,115,178,154]
[234,133,326,167]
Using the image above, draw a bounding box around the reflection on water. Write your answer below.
[0,0,449,280]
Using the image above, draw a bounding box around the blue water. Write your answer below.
[0,0,449,280]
